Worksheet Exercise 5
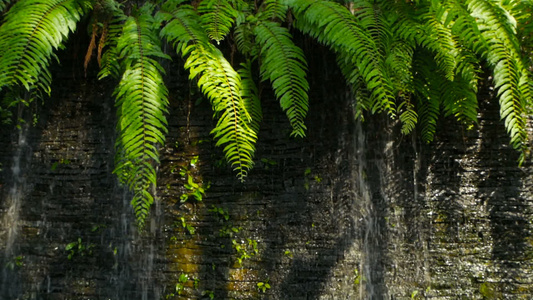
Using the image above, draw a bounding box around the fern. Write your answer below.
[160,4,257,180]
[113,4,170,229]
[239,59,262,134]
[0,0,12,12]
[198,0,238,43]
[287,0,396,116]
[97,10,126,79]
[257,0,287,21]
[254,20,309,137]
[413,53,442,143]
[465,0,529,159]
[0,0,91,93]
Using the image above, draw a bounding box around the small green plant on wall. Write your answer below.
[257,278,271,293]
[65,238,95,260]
[5,255,24,270]
[178,217,196,235]
[179,156,209,202]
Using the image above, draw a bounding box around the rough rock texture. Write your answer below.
[1,39,533,300]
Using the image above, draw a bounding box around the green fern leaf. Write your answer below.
[160,5,257,180]
[413,54,442,143]
[254,20,309,137]
[0,0,91,93]
[287,0,396,116]
[234,20,258,57]
[113,4,170,229]
[239,60,262,134]
[98,7,126,80]
[257,0,287,21]
[466,0,529,157]
[398,99,418,135]
[0,0,13,12]
[198,0,238,43]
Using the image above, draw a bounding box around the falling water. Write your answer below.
[1,123,31,297]
[354,121,381,299]
[110,186,162,300]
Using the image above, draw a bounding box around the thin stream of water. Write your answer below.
[354,121,379,299]
[1,123,31,297]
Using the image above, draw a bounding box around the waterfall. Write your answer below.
[1,123,31,297]
[110,187,162,300]
[354,120,381,299]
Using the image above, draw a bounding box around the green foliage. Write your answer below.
[160,4,257,181]
[113,3,170,229]
[257,278,271,293]
[255,20,309,137]
[198,0,238,43]
[0,0,91,95]
[2,0,533,229]
[65,237,95,260]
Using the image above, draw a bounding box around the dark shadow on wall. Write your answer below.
[476,95,532,293]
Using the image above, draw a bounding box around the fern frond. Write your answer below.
[0,0,13,12]
[420,10,458,81]
[398,99,418,135]
[254,20,309,137]
[257,0,287,21]
[113,4,170,229]
[160,5,257,180]
[287,0,396,116]
[234,21,258,56]
[98,9,127,79]
[441,48,479,125]
[198,0,238,43]
[413,54,442,143]
[466,0,529,157]
[0,0,91,93]
[239,60,262,134]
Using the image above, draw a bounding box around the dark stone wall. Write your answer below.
[1,35,533,300]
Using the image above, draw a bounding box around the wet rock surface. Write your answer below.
[0,43,532,300]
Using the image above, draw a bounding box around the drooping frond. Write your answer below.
[99,9,127,79]
[239,60,262,134]
[98,9,126,79]
[160,5,257,180]
[420,10,458,81]
[287,0,396,116]
[198,0,238,43]
[257,0,287,21]
[398,99,418,135]
[465,0,529,159]
[413,53,442,143]
[0,0,13,12]
[234,21,258,57]
[113,4,170,229]
[0,0,91,93]
[254,20,309,137]
[441,48,479,125]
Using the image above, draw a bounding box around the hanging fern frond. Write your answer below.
[441,48,479,125]
[198,0,238,43]
[398,99,418,135]
[239,59,262,134]
[254,20,309,137]
[420,11,458,81]
[257,0,287,21]
[465,0,529,160]
[413,53,442,143]
[0,0,13,12]
[113,4,170,229]
[160,5,257,180]
[287,0,396,116]
[0,0,91,93]
[234,20,258,57]
[98,9,126,79]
